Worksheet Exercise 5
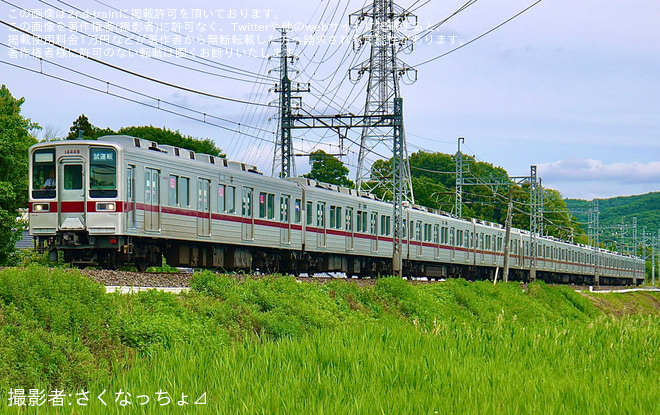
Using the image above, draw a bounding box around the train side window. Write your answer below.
[218,184,226,212]
[267,194,275,219]
[180,177,190,207]
[306,201,313,225]
[259,193,266,218]
[357,210,364,233]
[227,186,236,214]
[330,206,336,229]
[294,199,301,223]
[169,175,179,206]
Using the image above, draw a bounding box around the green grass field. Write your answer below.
[1,266,659,413]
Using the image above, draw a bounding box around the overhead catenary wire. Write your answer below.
[0,53,276,145]
[41,0,277,83]
[414,0,543,68]
[3,0,275,85]
[0,19,273,108]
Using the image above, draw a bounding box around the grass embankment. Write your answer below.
[1,266,659,413]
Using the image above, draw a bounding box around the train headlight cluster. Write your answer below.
[33,203,50,212]
[96,202,116,212]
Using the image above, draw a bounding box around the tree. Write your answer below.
[66,114,96,140]
[303,150,353,188]
[0,85,38,264]
[116,126,224,157]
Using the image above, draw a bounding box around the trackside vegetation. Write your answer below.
[1,266,659,413]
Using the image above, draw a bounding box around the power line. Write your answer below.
[44,0,276,83]
[0,54,276,145]
[414,0,543,68]
[0,19,273,107]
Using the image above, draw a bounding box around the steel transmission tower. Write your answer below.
[271,29,308,178]
[350,0,416,203]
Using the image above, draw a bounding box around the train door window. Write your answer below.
[127,165,136,229]
[497,236,502,252]
[63,165,83,190]
[169,175,178,206]
[485,235,491,251]
[371,213,379,236]
[180,177,190,207]
[197,179,210,212]
[317,202,326,228]
[89,147,117,198]
[226,185,236,214]
[414,221,422,241]
[32,148,56,198]
[217,184,226,212]
[346,207,353,232]
[294,199,301,223]
[450,227,455,246]
[433,225,439,244]
[402,219,406,239]
[306,201,314,225]
[479,233,484,250]
[280,195,290,223]
[242,187,253,217]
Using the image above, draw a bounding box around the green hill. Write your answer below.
[566,193,660,240]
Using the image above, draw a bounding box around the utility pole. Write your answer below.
[503,186,514,282]
[455,137,465,218]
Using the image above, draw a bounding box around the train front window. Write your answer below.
[32,149,56,199]
[90,147,117,198]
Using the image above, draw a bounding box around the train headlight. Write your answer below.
[33,203,50,212]
[96,202,116,212]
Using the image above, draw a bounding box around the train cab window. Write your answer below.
[32,148,56,198]
[63,165,83,190]
[294,199,301,223]
[90,148,117,198]
[226,186,236,214]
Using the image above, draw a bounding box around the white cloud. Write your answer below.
[539,159,660,184]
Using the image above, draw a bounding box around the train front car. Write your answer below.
[29,141,124,268]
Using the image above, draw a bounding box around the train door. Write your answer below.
[345,207,354,251]
[242,186,254,241]
[415,221,422,258]
[58,157,85,230]
[450,227,456,261]
[197,178,211,237]
[126,165,136,231]
[317,202,326,247]
[370,212,378,253]
[280,195,290,245]
[144,168,160,232]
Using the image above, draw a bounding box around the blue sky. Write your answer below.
[1,0,658,200]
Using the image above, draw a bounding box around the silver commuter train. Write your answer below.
[28,136,645,284]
